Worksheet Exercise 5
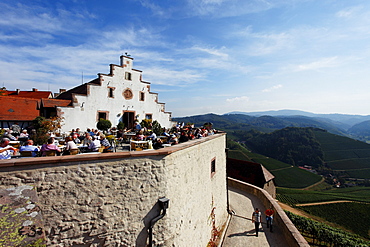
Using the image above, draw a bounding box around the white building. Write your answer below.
[55,56,174,133]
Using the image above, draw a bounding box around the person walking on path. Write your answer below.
[252,208,262,237]
[265,207,274,232]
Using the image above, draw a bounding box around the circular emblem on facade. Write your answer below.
[123,88,133,100]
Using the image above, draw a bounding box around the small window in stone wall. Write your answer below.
[108,87,115,98]
[211,158,216,178]
[145,114,152,120]
[125,72,132,80]
[98,112,107,120]
[140,92,145,101]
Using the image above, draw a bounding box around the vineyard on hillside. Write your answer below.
[277,187,370,204]
[286,211,369,246]
[297,202,370,239]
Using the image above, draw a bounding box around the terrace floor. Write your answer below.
[222,187,289,247]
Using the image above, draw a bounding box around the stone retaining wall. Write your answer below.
[0,134,228,246]
[227,177,310,247]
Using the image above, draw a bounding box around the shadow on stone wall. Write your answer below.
[136,200,163,247]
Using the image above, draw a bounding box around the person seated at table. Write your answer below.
[69,129,76,136]
[81,132,92,146]
[179,131,189,143]
[161,128,170,137]
[3,129,17,141]
[135,130,145,141]
[88,136,101,152]
[87,128,95,137]
[20,139,39,157]
[19,129,29,138]
[41,137,61,156]
[100,134,113,152]
[63,136,78,155]
[72,133,81,144]
[146,131,157,141]
[0,138,18,159]
[10,123,21,137]
[134,122,142,132]
[168,134,179,145]
[17,130,30,145]
[153,138,164,149]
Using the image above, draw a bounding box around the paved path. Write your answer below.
[222,187,289,247]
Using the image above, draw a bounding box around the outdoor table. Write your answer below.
[124,132,136,142]
[76,144,88,153]
[130,140,149,151]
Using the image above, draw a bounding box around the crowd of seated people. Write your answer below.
[132,122,216,150]
[0,121,217,158]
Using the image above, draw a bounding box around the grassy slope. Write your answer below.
[314,130,370,178]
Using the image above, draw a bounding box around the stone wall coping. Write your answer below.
[227,177,310,247]
[0,133,226,168]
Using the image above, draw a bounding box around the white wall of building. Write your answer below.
[58,56,174,133]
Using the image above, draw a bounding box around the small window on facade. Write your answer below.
[125,72,132,80]
[108,87,114,98]
[211,158,216,177]
[140,92,145,101]
[98,112,107,120]
[145,114,152,120]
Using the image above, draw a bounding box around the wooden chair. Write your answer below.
[20,151,34,157]
[45,150,56,156]
[69,149,79,155]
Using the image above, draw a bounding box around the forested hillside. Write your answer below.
[242,127,324,167]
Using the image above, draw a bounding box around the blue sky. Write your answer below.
[1,0,370,117]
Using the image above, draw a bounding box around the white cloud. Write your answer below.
[336,6,363,18]
[190,45,228,58]
[226,96,249,103]
[143,67,205,86]
[262,84,282,93]
[185,0,276,17]
[294,57,339,71]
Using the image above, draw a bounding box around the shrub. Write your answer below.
[117,121,125,130]
[97,118,112,131]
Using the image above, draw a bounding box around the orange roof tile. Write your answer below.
[1,90,52,99]
[40,98,71,108]
[0,96,40,121]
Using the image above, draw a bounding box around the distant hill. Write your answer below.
[174,113,347,135]
[173,111,370,142]
[228,109,370,127]
[348,120,370,138]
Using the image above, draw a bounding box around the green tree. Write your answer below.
[97,118,112,131]
[152,120,162,135]
[32,116,63,145]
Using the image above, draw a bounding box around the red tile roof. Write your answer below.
[0,90,52,99]
[0,96,40,121]
[40,98,71,108]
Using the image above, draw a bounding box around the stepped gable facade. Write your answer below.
[55,55,174,133]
